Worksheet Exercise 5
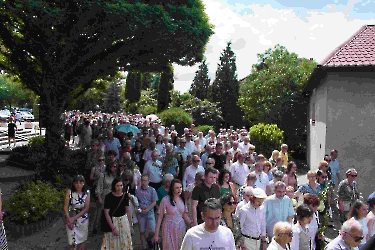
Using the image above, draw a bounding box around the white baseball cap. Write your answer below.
[252,188,267,199]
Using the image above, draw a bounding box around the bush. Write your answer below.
[193,125,214,135]
[158,107,193,135]
[138,105,157,116]
[27,135,45,147]
[3,180,65,224]
[250,123,284,155]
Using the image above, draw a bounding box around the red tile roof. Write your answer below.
[320,25,375,66]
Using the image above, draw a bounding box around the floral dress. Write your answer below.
[158,196,187,250]
[220,213,242,244]
[67,190,89,245]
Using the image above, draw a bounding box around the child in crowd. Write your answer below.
[286,186,298,210]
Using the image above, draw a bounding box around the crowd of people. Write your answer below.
[53,110,375,250]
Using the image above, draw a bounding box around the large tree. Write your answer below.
[0,74,29,110]
[189,59,210,100]
[0,0,213,164]
[102,82,123,113]
[157,63,174,112]
[125,71,142,103]
[238,45,317,157]
[210,41,243,128]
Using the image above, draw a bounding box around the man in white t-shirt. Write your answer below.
[181,198,236,250]
[252,161,270,195]
[230,152,250,190]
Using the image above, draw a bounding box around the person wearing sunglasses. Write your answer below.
[325,219,364,250]
[220,192,242,249]
[337,168,361,223]
[267,221,293,250]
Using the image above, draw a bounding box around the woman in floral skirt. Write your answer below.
[101,178,132,250]
[63,175,91,250]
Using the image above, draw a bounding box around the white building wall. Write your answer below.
[308,84,327,171]
[323,72,375,200]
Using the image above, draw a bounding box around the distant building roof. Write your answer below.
[320,25,375,66]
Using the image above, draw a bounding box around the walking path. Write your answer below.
[0,143,340,249]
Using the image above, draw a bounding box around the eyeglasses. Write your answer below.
[344,232,364,242]
[279,232,293,237]
[249,148,255,151]
[350,174,357,177]
[98,159,104,162]
[227,201,238,205]
[180,142,186,144]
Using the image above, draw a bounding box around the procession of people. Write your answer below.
[44,110,375,249]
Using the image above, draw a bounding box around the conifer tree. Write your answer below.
[189,59,211,100]
[103,82,122,113]
[125,71,142,103]
[211,41,243,127]
[157,63,174,112]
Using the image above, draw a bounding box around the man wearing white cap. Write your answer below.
[238,188,268,250]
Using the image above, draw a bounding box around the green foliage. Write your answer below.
[158,107,193,133]
[169,89,182,108]
[193,125,214,135]
[179,94,223,131]
[211,41,243,127]
[189,59,211,100]
[138,105,157,116]
[102,82,123,113]
[141,72,153,90]
[239,45,317,158]
[124,88,157,115]
[125,71,142,103]
[3,180,65,224]
[157,63,174,112]
[28,135,45,147]
[250,123,284,155]
[0,74,29,109]
[0,0,213,166]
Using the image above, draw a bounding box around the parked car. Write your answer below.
[0,110,10,122]
[20,111,35,121]
[19,108,33,114]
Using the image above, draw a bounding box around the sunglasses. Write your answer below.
[345,232,364,242]
[350,174,357,177]
[227,202,238,205]
[206,162,214,165]
[193,160,200,162]
[180,142,186,144]
[279,232,293,237]
[320,175,327,178]
[98,159,104,162]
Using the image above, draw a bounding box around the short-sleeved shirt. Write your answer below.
[264,194,295,237]
[8,122,16,136]
[104,138,121,159]
[329,159,340,185]
[337,179,360,202]
[135,186,158,214]
[208,153,226,171]
[297,183,322,196]
[104,192,130,217]
[191,182,220,221]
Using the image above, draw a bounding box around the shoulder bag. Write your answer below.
[100,193,126,232]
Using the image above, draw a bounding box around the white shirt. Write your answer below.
[252,171,269,192]
[198,137,207,148]
[239,142,250,153]
[185,141,195,155]
[235,200,248,216]
[183,165,204,189]
[309,212,319,250]
[181,224,236,250]
[239,202,266,237]
[291,222,311,250]
[193,144,203,154]
[230,162,250,186]
[267,238,287,250]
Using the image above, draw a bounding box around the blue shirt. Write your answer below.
[143,160,163,183]
[297,183,322,196]
[264,195,295,237]
[135,186,158,214]
[329,159,340,185]
[104,138,121,159]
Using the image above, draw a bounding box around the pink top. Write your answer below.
[282,173,298,190]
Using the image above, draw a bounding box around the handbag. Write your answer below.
[100,193,126,232]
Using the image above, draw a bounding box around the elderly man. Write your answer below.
[183,154,205,189]
[252,161,270,195]
[238,188,268,250]
[104,130,121,160]
[230,152,251,190]
[198,132,207,148]
[267,221,293,250]
[264,181,294,238]
[143,150,163,191]
[325,219,364,250]
[235,186,253,215]
[181,198,236,249]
